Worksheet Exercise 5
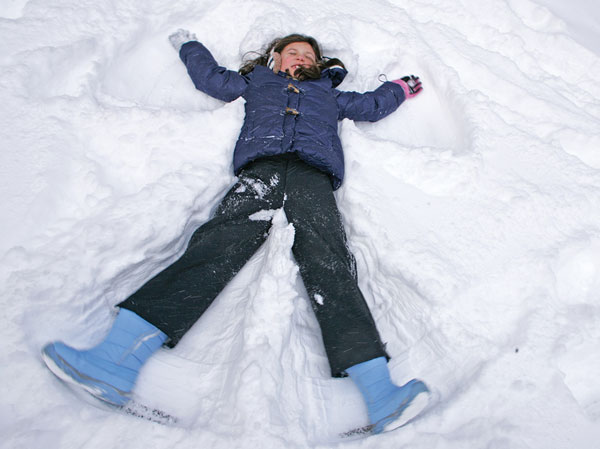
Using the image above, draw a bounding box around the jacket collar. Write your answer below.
[322,66,347,88]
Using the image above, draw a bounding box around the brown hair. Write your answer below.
[239,33,345,78]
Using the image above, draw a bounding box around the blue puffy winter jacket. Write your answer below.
[179,41,406,189]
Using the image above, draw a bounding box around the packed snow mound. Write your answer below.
[1,0,600,448]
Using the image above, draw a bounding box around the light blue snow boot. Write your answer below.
[42,309,167,406]
[347,357,430,434]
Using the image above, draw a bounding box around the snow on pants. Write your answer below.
[118,153,388,377]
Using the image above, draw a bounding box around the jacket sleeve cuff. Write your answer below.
[380,81,407,105]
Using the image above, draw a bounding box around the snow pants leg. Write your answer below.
[282,159,388,376]
[117,157,283,344]
[118,153,388,377]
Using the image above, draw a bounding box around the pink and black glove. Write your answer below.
[392,75,423,98]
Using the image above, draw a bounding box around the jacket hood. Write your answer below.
[322,66,347,88]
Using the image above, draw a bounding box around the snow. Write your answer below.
[1,0,600,448]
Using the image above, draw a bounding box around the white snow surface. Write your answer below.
[2,0,600,448]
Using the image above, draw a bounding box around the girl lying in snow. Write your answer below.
[42,30,429,434]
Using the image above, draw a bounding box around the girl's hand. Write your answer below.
[392,75,423,98]
[169,29,198,51]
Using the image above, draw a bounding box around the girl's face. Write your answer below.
[279,42,317,75]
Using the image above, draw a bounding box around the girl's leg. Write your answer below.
[283,157,431,432]
[118,157,287,346]
[282,157,388,377]
[42,157,287,404]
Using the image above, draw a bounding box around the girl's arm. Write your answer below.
[334,81,407,122]
[178,41,249,102]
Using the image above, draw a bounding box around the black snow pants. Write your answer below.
[118,153,388,376]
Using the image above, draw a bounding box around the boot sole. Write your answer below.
[382,389,431,432]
